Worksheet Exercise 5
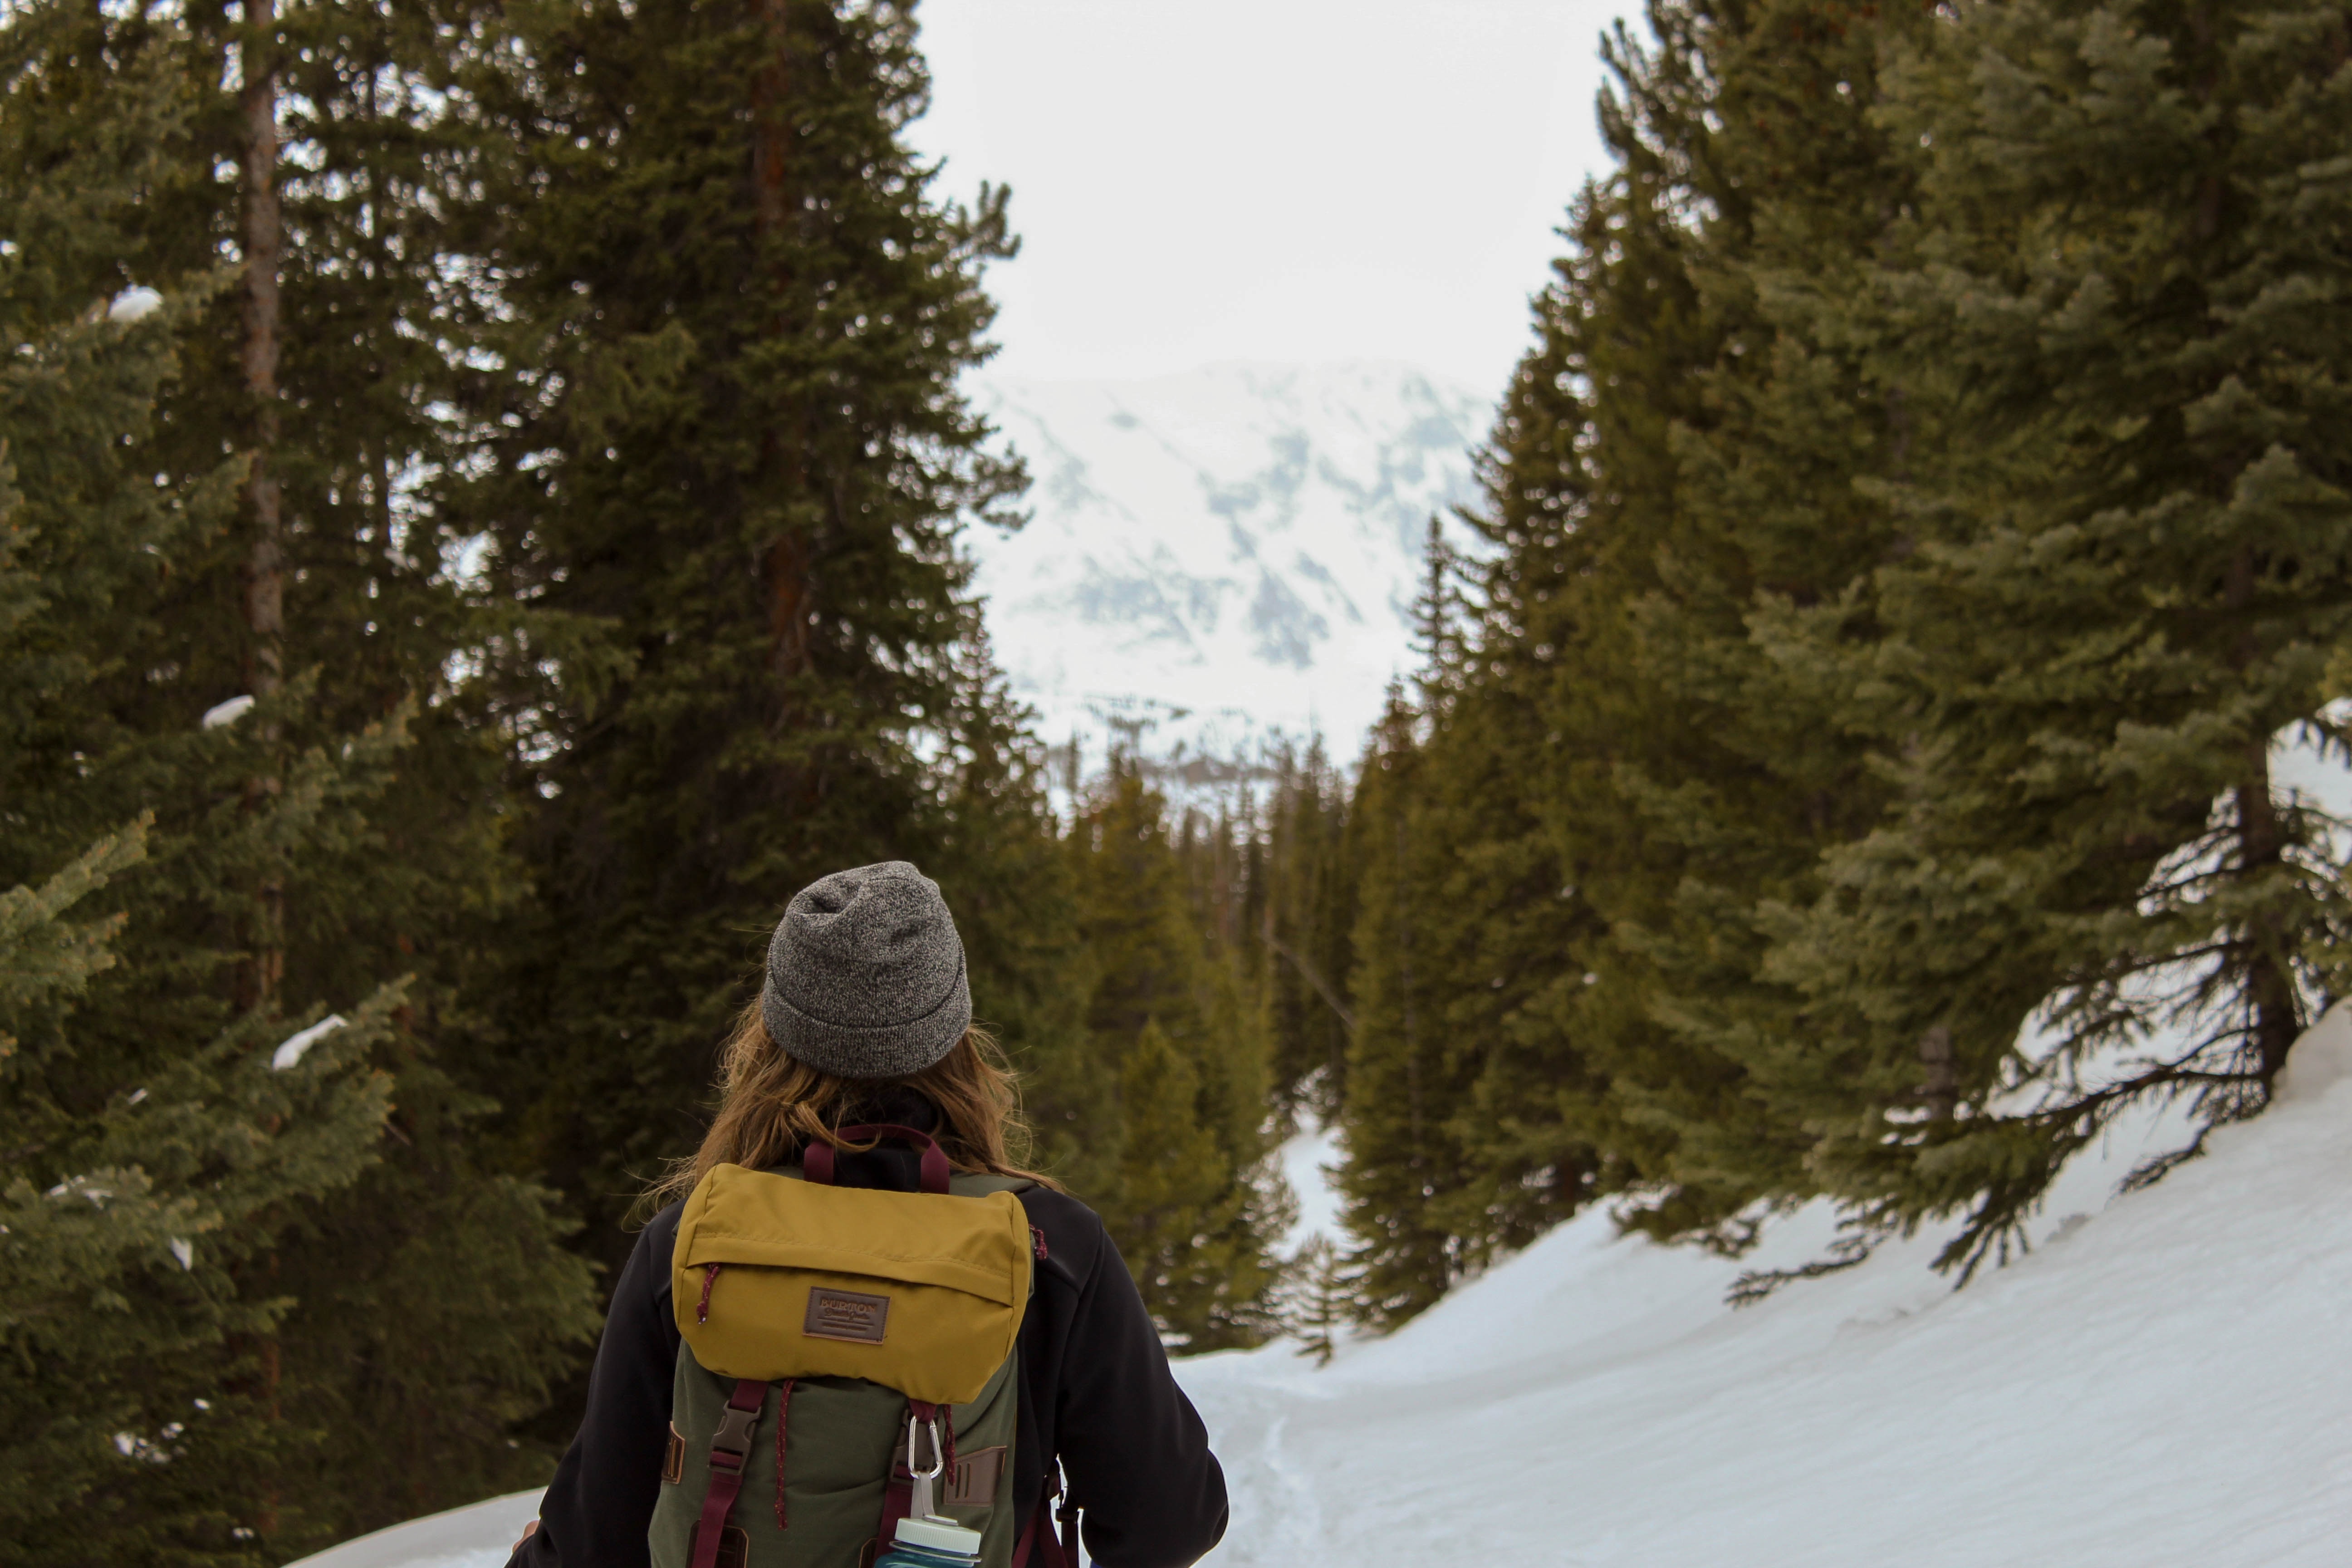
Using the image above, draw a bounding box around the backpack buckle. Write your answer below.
[709,1395,763,1471]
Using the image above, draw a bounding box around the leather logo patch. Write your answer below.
[946,1444,1008,1507]
[804,1286,891,1343]
[663,1422,685,1485]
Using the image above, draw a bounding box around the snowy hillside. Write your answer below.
[291,1004,2352,1568]
[1185,1026,2352,1568]
[964,363,1489,767]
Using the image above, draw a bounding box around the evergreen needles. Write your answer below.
[1392,0,2352,1312]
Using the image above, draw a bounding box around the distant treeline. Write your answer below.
[6,0,2352,1560]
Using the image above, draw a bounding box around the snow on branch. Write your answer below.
[107,286,162,323]
[271,1014,346,1071]
[200,694,256,730]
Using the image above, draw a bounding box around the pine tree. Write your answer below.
[1331,502,1618,1322]
[1257,740,1358,1119]
[932,627,1083,1130]
[0,65,427,1558]
[1574,0,1933,1240]
[1278,1235,1348,1366]
[1354,10,1746,1272]
[0,825,416,1568]
[1359,0,1932,1286]
[0,0,598,1549]
[1112,1020,1253,1346]
[1421,606,1612,1266]
[456,0,1050,1290]
[1752,0,2352,1279]
[1047,763,1284,1348]
[1334,686,1473,1327]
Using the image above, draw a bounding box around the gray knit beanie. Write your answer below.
[760,861,972,1080]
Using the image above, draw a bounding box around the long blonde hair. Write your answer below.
[652,1003,1056,1207]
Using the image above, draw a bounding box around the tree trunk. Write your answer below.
[2235,740,2300,1083]
[751,0,814,684]
[1396,809,1421,1170]
[238,0,285,1015]
[1919,1023,1956,1121]
[2224,545,2299,1085]
[235,5,288,1537]
[766,529,813,679]
[750,0,789,240]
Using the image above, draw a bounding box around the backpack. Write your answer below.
[647,1125,1078,1568]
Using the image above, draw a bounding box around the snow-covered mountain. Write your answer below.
[963,362,1491,768]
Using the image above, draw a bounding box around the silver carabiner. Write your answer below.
[908,1414,946,1520]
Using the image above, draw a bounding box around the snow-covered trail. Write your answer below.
[290,1010,2352,1568]
[1178,1010,2352,1568]
[289,1490,540,1568]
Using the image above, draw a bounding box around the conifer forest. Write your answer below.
[5,0,2350,1561]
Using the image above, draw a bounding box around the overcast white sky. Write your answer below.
[910,0,1635,402]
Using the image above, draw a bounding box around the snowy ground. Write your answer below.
[287,1489,540,1568]
[289,1009,2352,1568]
[1189,1012,2352,1568]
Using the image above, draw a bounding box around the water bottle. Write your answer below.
[872,1514,984,1568]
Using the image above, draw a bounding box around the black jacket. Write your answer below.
[509,1135,1228,1568]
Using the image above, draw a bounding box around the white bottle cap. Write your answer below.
[893,1514,984,1557]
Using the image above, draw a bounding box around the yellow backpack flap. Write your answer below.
[671,1161,1033,1407]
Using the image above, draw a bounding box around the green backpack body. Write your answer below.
[647,1130,1044,1568]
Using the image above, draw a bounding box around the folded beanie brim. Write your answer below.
[761,953,971,1080]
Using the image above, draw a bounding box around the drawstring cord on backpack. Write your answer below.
[696,1263,723,1324]
[773,1379,795,1529]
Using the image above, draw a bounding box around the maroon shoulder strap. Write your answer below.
[803,1123,951,1194]
[689,1378,769,1568]
[1011,1468,1078,1568]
